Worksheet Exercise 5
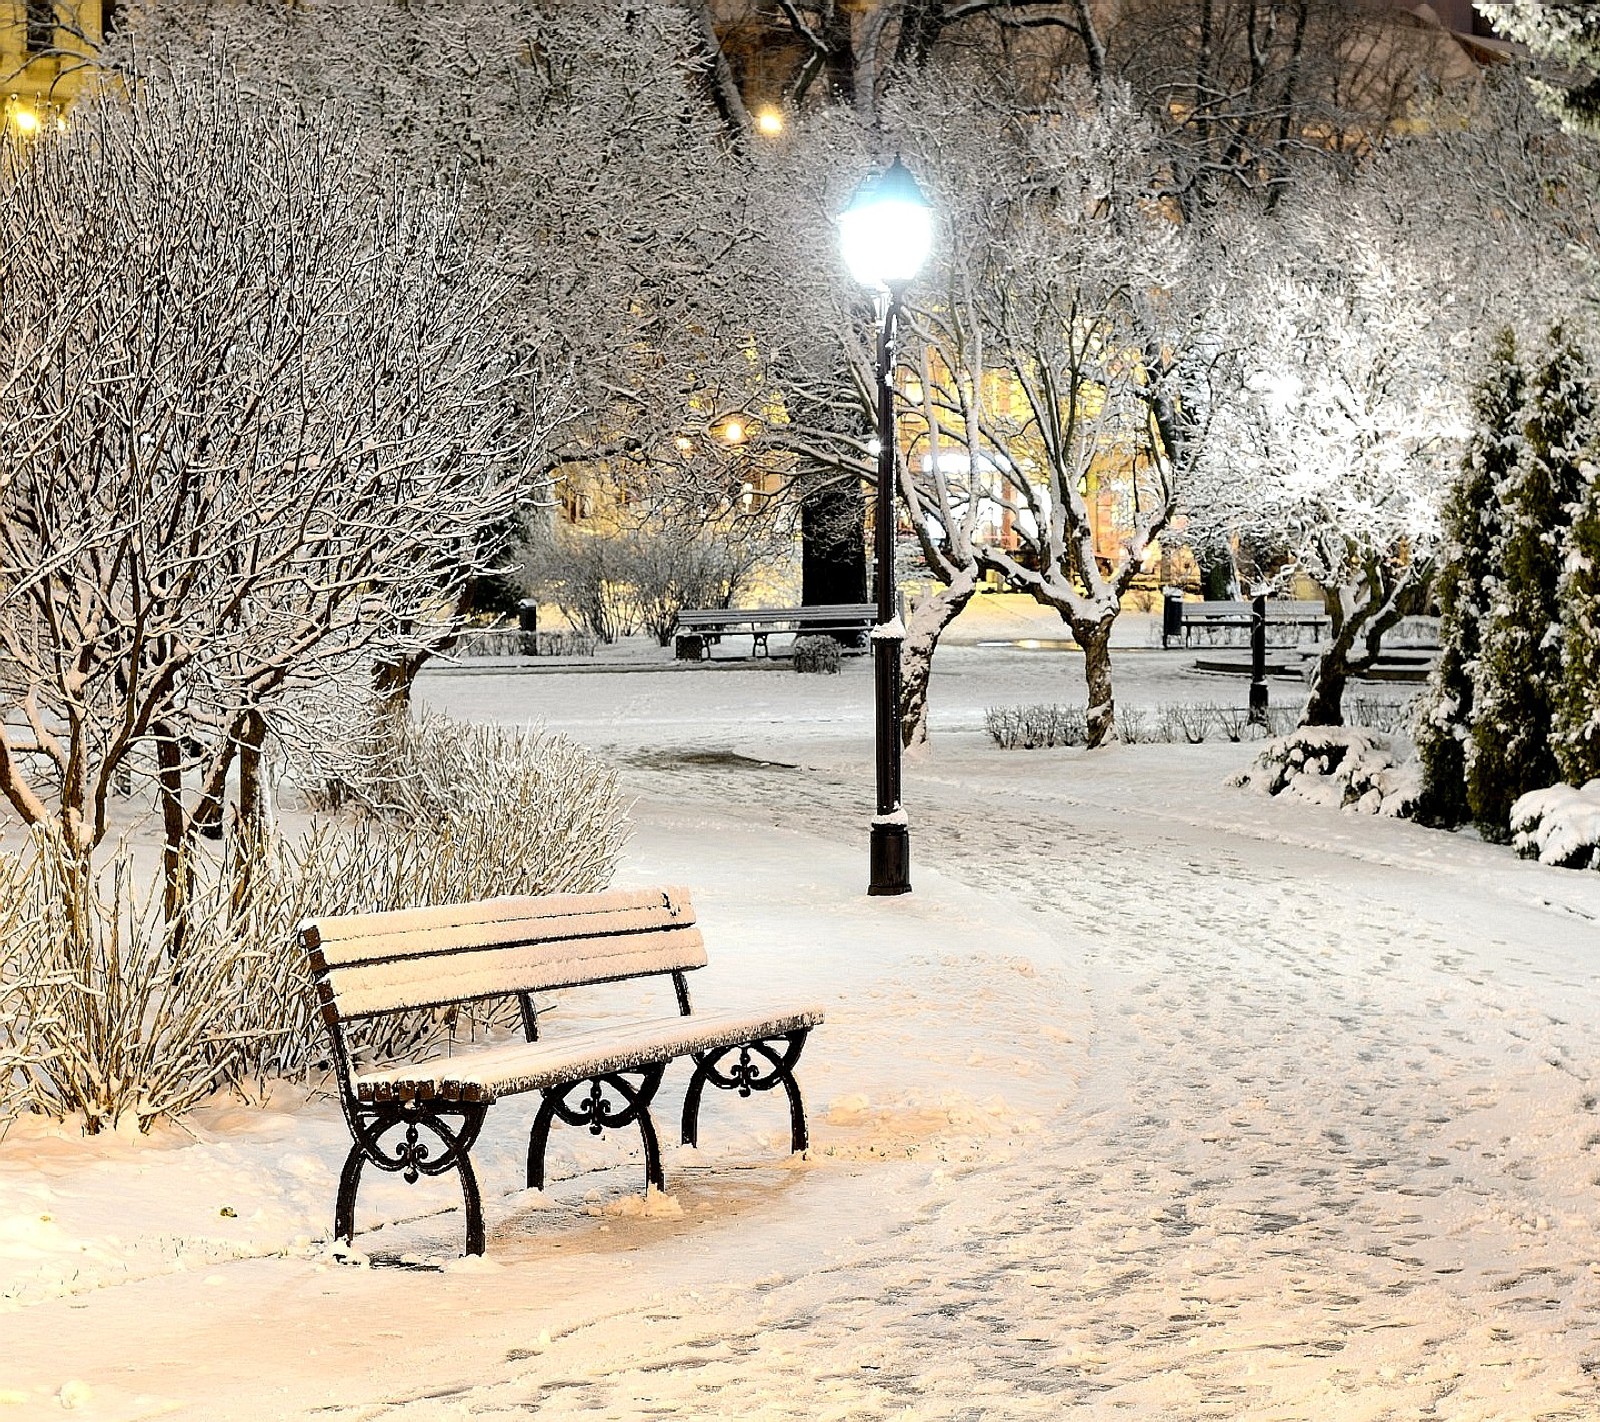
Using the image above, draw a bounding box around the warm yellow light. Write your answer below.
[756,108,784,137]
[11,107,40,136]
[722,419,745,444]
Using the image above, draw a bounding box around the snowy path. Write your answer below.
[335,722,1600,1421]
[5,654,1599,1418]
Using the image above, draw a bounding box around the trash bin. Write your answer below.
[1162,588,1184,648]
[517,600,538,655]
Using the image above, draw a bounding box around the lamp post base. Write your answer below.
[868,822,911,896]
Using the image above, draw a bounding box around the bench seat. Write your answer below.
[674,602,876,660]
[355,1005,825,1105]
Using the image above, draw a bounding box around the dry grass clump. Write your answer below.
[0,715,628,1133]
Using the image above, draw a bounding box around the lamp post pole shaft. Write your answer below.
[869,292,911,896]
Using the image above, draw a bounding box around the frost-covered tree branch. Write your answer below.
[0,74,536,883]
[885,75,1224,747]
[112,0,772,533]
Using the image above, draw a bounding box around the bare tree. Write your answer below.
[115,0,771,531]
[1189,117,1592,725]
[884,76,1223,746]
[0,72,535,913]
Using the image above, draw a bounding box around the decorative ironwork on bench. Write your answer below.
[337,1099,490,1255]
[681,1030,811,1153]
[527,1066,667,1192]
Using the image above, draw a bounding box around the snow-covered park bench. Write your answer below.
[300,887,824,1255]
[673,602,877,659]
[1162,597,1330,649]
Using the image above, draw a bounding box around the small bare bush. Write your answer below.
[1118,707,1150,743]
[524,522,784,646]
[793,635,842,674]
[0,715,630,1129]
[0,832,277,1133]
[986,700,1304,749]
[1347,695,1415,735]
[236,712,631,1079]
[985,704,1088,750]
[1169,703,1214,744]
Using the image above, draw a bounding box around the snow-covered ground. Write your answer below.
[5,638,1598,1420]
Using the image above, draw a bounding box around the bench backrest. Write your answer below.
[1183,599,1327,619]
[676,603,875,628]
[301,886,705,1022]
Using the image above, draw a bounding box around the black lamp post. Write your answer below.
[840,158,932,897]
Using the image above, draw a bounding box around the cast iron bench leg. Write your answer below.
[336,1101,489,1255]
[527,1065,668,1193]
[681,1031,811,1153]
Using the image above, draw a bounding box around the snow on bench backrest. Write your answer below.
[301,886,705,1020]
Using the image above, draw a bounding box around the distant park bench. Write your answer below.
[302,887,824,1256]
[674,603,877,660]
[1162,597,1330,649]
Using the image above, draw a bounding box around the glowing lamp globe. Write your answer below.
[838,158,932,291]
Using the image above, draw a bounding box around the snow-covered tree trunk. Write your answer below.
[900,568,979,750]
[1073,616,1118,749]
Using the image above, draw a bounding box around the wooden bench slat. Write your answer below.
[309,902,698,969]
[676,603,874,626]
[326,927,708,1018]
[303,886,691,948]
[354,1004,826,1104]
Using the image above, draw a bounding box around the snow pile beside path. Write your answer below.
[1231,726,1420,816]
[1511,780,1600,868]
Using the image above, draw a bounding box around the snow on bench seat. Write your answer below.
[355,1005,825,1104]
[302,884,825,1256]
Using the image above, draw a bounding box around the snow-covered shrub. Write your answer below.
[1469,329,1594,840]
[1509,781,1600,868]
[0,718,629,1128]
[988,701,1305,749]
[792,636,842,674]
[1232,727,1420,816]
[236,714,630,1081]
[329,713,628,891]
[0,832,277,1133]
[1555,465,1600,785]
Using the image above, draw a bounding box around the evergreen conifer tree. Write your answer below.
[1468,325,1595,841]
[1554,453,1600,785]
[1416,329,1523,828]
